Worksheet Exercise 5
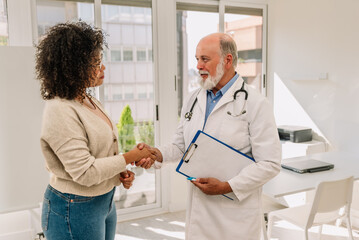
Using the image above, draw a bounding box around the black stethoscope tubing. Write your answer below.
[185,81,247,121]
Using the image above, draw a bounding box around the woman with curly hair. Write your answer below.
[36,21,155,240]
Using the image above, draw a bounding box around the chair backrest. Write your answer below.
[307,176,354,227]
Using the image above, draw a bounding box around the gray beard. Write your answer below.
[198,58,225,90]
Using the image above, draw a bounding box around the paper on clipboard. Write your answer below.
[176,130,255,198]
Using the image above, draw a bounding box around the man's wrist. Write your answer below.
[222,182,233,194]
[155,148,163,162]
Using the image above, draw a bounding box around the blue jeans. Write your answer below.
[42,185,117,240]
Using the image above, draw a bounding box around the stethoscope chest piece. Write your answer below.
[185,112,193,121]
[227,81,248,117]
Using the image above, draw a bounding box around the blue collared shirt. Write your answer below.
[204,73,239,127]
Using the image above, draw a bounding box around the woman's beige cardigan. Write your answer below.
[40,97,126,196]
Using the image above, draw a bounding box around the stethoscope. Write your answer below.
[185,81,248,121]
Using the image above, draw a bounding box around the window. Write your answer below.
[176,8,219,115]
[36,0,94,38]
[112,85,122,100]
[105,5,119,22]
[238,49,262,63]
[0,0,8,46]
[137,84,147,99]
[176,3,266,116]
[148,49,152,61]
[104,85,110,101]
[124,85,134,100]
[136,48,147,61]
[111,50,121,62]
[148,84,153,99]
[120,6,131,14]
[123,48,133,61]
[101,3,156,214]
[224,13,264,89]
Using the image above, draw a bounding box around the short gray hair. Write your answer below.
[219,34,238,68]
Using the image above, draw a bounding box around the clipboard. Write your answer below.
[176,130,255,200]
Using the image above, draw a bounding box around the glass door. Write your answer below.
[100,2,158,213]
[35,0,159,216]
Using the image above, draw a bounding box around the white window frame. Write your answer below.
[96,0,166,221]
[175,0,268,96]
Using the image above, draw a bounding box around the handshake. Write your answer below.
[122,143,162,169]
[120,143,162,189]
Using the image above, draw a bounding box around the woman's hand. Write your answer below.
[123,145,156,165]
[119,170,135,189]
[135,143,163,169]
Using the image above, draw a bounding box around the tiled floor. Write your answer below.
[116,211,359,240]
[116,211,186,240]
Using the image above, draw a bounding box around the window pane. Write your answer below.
[123,48,133,61]
[0,0,8,46]
[111,50,121,62]
[124,85,134,99]
[148,49,152,61]
[176,9,264,117]
[104,85,110,101]
[101,4,155,211]
[224,14,263,90]
[136,84,147,99]
[105,5,119,22]
[136,49,146,61]
[112,85,122,100]
[36,0,94,38]
[120,6,131,14]
[176,10,219,116]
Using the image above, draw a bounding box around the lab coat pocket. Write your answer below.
[220,191,259,209]
[219,107,249,150]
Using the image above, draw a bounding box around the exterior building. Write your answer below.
[101,4,154,123]
[226,16,263,89]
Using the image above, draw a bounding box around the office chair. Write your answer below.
[267,176,354,240]
[343,180,359,231]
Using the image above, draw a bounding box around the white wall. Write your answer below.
[267,0,359,153]
[0,47,48,214]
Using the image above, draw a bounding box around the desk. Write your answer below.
[263,151,359,198]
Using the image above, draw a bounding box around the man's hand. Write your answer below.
[119,170,135,189]
[122,145,156,165]
[135,143,163,169]
[191,177,232,195]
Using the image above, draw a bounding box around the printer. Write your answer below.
[277,125,312,143]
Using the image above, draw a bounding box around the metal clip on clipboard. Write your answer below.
[183,143,197,163]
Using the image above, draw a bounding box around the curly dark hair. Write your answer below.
[35,21,107,101]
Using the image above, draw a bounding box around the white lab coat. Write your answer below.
[158,76,281,240]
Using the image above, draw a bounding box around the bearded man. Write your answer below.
[137,33,281,240]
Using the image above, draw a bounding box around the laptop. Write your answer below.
[281,159,334,174]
